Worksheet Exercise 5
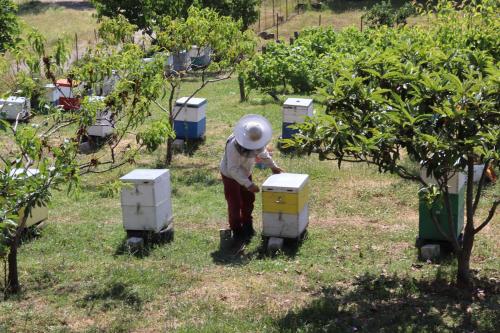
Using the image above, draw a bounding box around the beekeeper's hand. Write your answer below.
[271,167,284,174]
[248,184,260,193]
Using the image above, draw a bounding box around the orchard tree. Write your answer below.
[0,0,20,53]
[281,1,499,288]
[0,19,174,295]
[151,6,255,165]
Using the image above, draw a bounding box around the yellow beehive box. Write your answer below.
[262,173,309,214]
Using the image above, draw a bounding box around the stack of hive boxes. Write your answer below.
[0,97,30,120]
[282,98,313,139]
[87,96,114,138]
[120,169,173,233]
[10,169,49,228]
[419,169,465,242]
[262,173,310,238]
[57,79,81,110]
[173,97,207,140]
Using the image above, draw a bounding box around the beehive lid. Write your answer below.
[120,169,169,183]
[283,98,313,108]
[45,83,56,88]
[56,79,79,87]
[262,173,309,192]
[9,168,39,178]
[176,97,207,107]
[88,96,105,102]
[5,96,27,103]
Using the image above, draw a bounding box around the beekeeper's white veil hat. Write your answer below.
[234,114,272,150]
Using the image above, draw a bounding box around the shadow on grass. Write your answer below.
[276,272,499,332]
[77,281,142,312]
[114,229,174,258]
[210,235,304,266]
[18,1,94,15]
[172,138,205,157]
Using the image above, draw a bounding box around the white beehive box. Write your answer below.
[262,173,310,238]
[420,168,466,194]
[44,84,60,105]
[120,169,173,232]
[173,97,207,122]
[10,169,49,228]
[88,109,114,137]
[0,96,30,120]
[282,98,313,123]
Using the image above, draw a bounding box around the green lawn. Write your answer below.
[0,76,498,332]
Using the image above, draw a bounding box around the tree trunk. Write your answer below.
[457,157,476,289]
[7,240,20,294]
[238,75,246,102]
[165,137,174,166]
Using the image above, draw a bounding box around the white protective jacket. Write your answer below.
[220,135,277,188]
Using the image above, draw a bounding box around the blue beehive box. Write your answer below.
[173,97,207,139]
[281,98,313,139]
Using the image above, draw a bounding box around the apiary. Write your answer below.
[120,169,173,233]
[418,168,465,242]
[44,84,60,105]
[0,96,30,120]
[262,173,309,239]
[173,97,207,140]
[10,169,48,228]
[282,98,313,139]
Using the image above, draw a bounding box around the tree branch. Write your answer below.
[474,200,499,234]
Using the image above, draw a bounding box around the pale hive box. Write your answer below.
[262,173,309,238]
[10,169,48,228]
[282,98,313,139]
[0,96,30,120]
[173,97,207,139]
[87,96,114,137]
[44,84,60,105]
[120,169,173,232]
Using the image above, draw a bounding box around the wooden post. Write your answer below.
[276,14,279,41]
[360,17,363,32]
[290,37,294,45]
[262,46,267,54]
[238,75,246,102]
[272,0,276,26]
[75,33,79,62]
[258,4,261,31]
[319,14,322,26]
[286,0,288,20]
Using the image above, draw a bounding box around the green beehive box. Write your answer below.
[418,169,465,242]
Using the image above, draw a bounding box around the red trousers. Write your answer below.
[221,174,255,231]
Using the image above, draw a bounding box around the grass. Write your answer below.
[1,3,499,332]
[0,76,498,332]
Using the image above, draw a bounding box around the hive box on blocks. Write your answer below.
[57,79,81,110]
[282,98,313,139]
[44,84,60,105]
[0,96,30,120]
[173,97,207,140]
[120,169,173,233]
[262,173,310,238]
[9,169,49,228]
[87,96,114,137]
[419,168,465,242]
[172,51,191,72]
[189,45,211,68]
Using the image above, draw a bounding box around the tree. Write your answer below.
[0,17,174,295]
[91,0,260,34]
[151,6,255,165]
[0,0,21,53]
[279,1,499,288]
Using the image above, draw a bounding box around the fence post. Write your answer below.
[276,14,279,41]
[319,14,321,26]
[290,37,294,45]
[262,46,267,54]
[258,5,261,31]
[75,33,79,62]
[273,0,276,26]
[286,0,288,20]
[238,75,246,102]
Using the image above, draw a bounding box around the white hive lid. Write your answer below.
[283,98,313,108]
[45,83,56,88]
[120,169,170,183]
[6,96,26,103]
[262,173,309,192]
[9,168,40,178]
[176,97,207,107]
[88,96,105,102]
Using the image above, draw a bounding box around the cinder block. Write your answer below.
[126,237,144,251]
[420,244,441,261]
[267,237,284,254]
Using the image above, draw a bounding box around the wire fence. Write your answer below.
[253,0,306,33]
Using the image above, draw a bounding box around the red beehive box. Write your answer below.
[56,79,81,110]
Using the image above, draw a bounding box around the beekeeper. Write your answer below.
[220,114,283,243]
